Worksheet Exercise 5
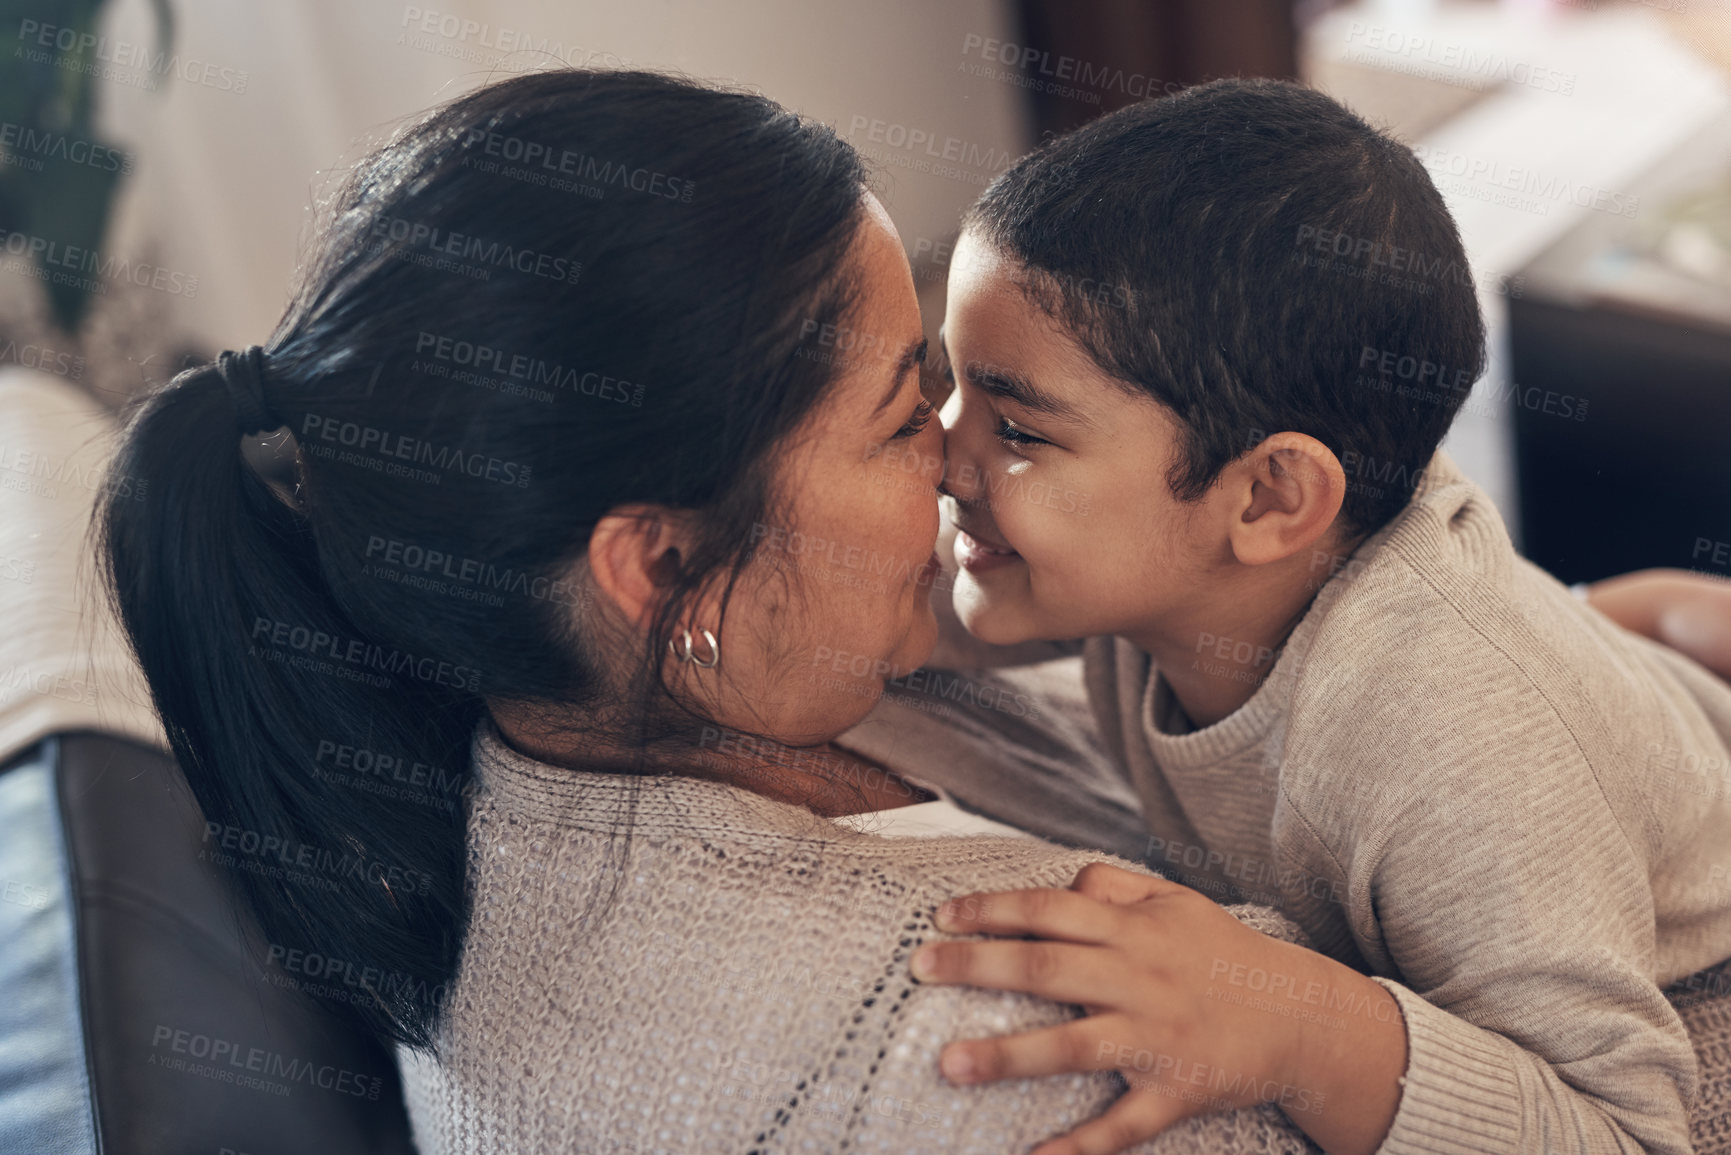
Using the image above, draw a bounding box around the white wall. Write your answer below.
[92,0,1031,352]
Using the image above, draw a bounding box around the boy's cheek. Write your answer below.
[951,569,1043,646]
[954,528,1069,642]
[989,472,1090,554]
[1011,489,1187,631]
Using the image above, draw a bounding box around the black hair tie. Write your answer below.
[215,345,281,435]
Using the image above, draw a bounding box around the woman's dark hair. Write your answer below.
[96,69,868,1049]
[964,77,1488,539]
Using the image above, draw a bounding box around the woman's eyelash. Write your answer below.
[892,399,935,440]
[995,417,1049,447]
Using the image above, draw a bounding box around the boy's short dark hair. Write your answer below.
[962,77,1487,539]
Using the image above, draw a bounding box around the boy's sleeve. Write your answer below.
[1336,757,1699,1155]
[833,656,1151,860]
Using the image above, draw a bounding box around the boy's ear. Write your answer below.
[1225,432,1349,566]
[587,505,693,630]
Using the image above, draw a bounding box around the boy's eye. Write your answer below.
[892,399,935,440]
[995,417,1049,448]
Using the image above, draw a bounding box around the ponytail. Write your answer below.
[93,68,870,1050]
[98,360,478,1049]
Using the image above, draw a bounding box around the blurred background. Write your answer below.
[2,0,1729,582]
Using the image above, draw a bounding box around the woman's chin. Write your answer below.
[899,601,941,672]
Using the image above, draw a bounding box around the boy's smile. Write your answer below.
[937,227,1365,729]
[950,512,1021,574]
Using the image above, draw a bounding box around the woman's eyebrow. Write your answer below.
[870,337,928,416]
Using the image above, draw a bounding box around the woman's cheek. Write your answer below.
[867,446,941,568]
[901,492,941,562]
[906,428,945,543]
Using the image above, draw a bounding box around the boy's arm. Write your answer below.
[833,656,1151,860]
[896,721,1700,1153]
[1328,753,1698,1155]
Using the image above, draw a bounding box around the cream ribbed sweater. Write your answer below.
[837,447,1731,1155]
[397,721,1327,1154]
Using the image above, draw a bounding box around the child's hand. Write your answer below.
[909,862,1388,1155]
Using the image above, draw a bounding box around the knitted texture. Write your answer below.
[396,722,1325,1155]
[1666,957,1731,1154]
[841,446,1731,1153]
[1082,448,1731,1155]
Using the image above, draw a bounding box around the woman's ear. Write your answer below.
[586,505,691,630]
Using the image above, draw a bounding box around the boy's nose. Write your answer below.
[934,432,956,501]
[935,394,983,503]
[937,433,965,500]
[938,451,987,508]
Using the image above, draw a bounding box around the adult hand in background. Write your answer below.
[1586,568,1731,681]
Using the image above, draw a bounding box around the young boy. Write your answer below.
[838,78,1731,1153]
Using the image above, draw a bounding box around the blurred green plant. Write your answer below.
[0,0,173,331]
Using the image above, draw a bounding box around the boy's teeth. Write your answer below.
[967,532,1012,554]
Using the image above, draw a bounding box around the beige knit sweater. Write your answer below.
[397,721,1327,1154]
[836,447,1731,1155]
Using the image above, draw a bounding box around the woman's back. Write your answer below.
[397,723,1320,1154]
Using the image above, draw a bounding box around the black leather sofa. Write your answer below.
[0,731,418,1155]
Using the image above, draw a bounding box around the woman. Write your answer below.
[94,68,1731,1154]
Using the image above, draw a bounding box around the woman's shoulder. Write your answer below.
[471,715,1084,867]
[465,754,1108,904]
[425,760,1314,1154]
[464,718,1307,941]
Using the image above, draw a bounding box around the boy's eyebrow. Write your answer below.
[965,359,1089,426]
[937,323,1088,426]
